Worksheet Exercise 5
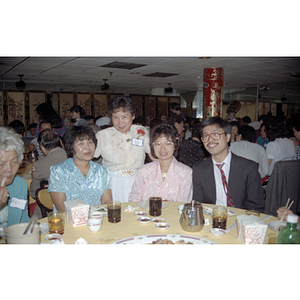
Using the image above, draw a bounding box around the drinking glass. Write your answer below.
[149,197,162,216]
[212,207,227,230]
[48,211,65,235]
[107,201,121,223]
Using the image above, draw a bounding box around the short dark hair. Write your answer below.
[191,122,202,140]
[267,119,289,141]
[28,122,37,130]
[292,119,300,132]
[167,115,184,127]
[200,117,232,136]
[8,120,25,135]
[238,125,256,143]
[85,115,95,122]
[108,96,135,117]
[38,129,61,150]
[70,105,86,119]
[170,102,181,111]
[230,120,240,130]
[242,116,251,124]
[63,125,97,158]
[150,123,180,159]
[200,117,232,146]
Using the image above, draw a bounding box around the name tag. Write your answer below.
[132,138,144,147]
[9,198,27,210]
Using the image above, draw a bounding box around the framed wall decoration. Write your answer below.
[144,96,156,126]
[7,92,25,124]
[131,95,143,117]
[60,93,74,120]
[94,93,108,117]
[77,93,92,116]
[29,92,46,124]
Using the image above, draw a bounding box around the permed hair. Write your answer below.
[150,123,180,159]
[266,119,289,141]
[0,126,24,164]
[108,96,136,118]
[63,125,97,158]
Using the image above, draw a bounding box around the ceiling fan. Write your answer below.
[15,74,26,89]
[101,79,109,91]
[164,83,173,93]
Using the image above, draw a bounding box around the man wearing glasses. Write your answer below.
[192,117,265,212]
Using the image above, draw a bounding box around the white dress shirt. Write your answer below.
[212,151,232,206]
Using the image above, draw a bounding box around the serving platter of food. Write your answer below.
[111,234,215,244]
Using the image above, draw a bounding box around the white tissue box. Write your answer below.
[64,200,89,227]
[237,215,267,244]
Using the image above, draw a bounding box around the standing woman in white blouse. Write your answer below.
[94,97,153,203]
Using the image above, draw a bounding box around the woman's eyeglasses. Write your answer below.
[153,141,174,149]
[201,132,226,143]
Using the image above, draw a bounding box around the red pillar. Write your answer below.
[203,68,224,118]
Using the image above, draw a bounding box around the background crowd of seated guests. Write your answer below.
[2,98,300,226]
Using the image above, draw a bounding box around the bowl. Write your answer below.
[45,233,63,243]
[177,205,184,215]
[137,217,151,224]
[155,222,170,230]
[134,211,147,217]
[210,228,225,236]
[152,218,165,223]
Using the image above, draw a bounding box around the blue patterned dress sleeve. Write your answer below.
[48,158,111,207]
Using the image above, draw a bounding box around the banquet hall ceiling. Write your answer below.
[0,56,299,103]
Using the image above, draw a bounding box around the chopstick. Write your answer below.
[1,177,6,187]
[275,199,294,230]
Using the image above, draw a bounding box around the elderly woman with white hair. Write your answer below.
[0,126,30,229]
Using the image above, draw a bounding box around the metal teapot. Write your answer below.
[179,200,205,232]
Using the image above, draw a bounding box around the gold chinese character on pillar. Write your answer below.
[203,68,224,118]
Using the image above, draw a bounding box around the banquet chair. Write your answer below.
[35,187,54,218]
[264,160,300,216]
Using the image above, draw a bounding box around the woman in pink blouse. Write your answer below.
[128,124,193,202]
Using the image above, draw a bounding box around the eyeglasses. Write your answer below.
[201,132,226,143]
[153,141,174,149]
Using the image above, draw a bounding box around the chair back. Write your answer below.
[35,188,54,218]
[264,160,300,216]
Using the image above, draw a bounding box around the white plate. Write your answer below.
[203,206,235,217]
[138,201,168,210]
[268,220,300,232]
[111,234,215,244]
[268,220,288,232]
[39,222,49,235]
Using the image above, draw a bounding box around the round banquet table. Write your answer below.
[38,202,279,244]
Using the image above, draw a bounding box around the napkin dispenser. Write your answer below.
[236,215,267,244]
[64,200,89,227]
